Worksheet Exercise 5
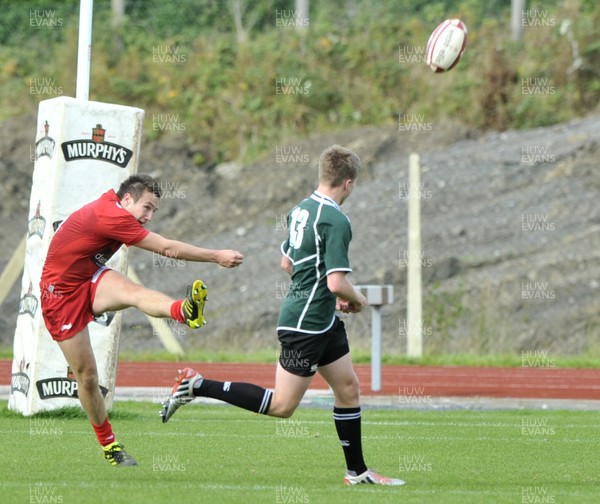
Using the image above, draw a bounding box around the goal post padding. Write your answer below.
[9,96,144,415]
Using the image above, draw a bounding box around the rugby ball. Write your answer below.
[425,19,468,73]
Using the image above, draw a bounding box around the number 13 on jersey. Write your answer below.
[289,207,310,249]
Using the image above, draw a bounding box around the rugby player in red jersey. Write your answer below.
[40,173,243,466]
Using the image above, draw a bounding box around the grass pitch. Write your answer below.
[1,401,599,503]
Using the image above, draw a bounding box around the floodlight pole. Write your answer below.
[407,153,423,357]
[76,0,93,100]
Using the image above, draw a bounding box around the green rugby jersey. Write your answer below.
[277,191,352,333]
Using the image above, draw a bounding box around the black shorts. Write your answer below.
[277,316,350,377]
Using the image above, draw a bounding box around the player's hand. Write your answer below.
[217,250,244,268]
[337,301,361,314]
[336,298,349,312]
[336,294,366,314]
[348,291,368,313]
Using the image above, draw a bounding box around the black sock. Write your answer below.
[194,379,272,415]
[333,406,368,475]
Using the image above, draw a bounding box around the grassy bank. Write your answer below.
[1,0,598,163]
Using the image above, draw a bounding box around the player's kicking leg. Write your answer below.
[92,270,208,329]
[318,353,405,486]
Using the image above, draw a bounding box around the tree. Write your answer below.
[511,0,524,41]
[110,0,125,66]
[228,0,260,45]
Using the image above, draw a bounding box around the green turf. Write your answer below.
[1,401,599,503]
[115,349,600,368]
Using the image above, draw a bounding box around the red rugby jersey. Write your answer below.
[41,189,149,291]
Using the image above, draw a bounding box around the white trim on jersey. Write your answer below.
[280,243,317,267]
[281,240,319,267]
[292,253,318,266]
[326,267,352,275]
[296,197,326,328]
[310,191,340,210]
[279,191,352,334]
[277,314,337,335]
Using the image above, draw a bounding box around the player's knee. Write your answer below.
[273,406,296,419]
[348,381,360,403]
[123,282,147,306]
[342,371,359,389]
[77,370,99,391]
[338,374,360,403]
[281,404,299,418]
[268,398,298,418]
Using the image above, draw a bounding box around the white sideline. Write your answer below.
[2,385,599,411]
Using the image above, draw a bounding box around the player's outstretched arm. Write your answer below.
[134,232,243,268]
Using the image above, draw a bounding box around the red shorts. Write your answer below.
[40,267,111,341]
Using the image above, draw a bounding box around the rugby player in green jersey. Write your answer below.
[161,145,405,486]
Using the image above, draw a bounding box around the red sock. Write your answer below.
[170,299,185,323]
[92,417,115,447]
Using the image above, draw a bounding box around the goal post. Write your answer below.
[76,0,93,100]
[8,0,147,415]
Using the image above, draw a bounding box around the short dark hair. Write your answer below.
[318,145,362,187]
[116,174,161,200]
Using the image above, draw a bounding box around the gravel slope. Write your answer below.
[1,114,598,356]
